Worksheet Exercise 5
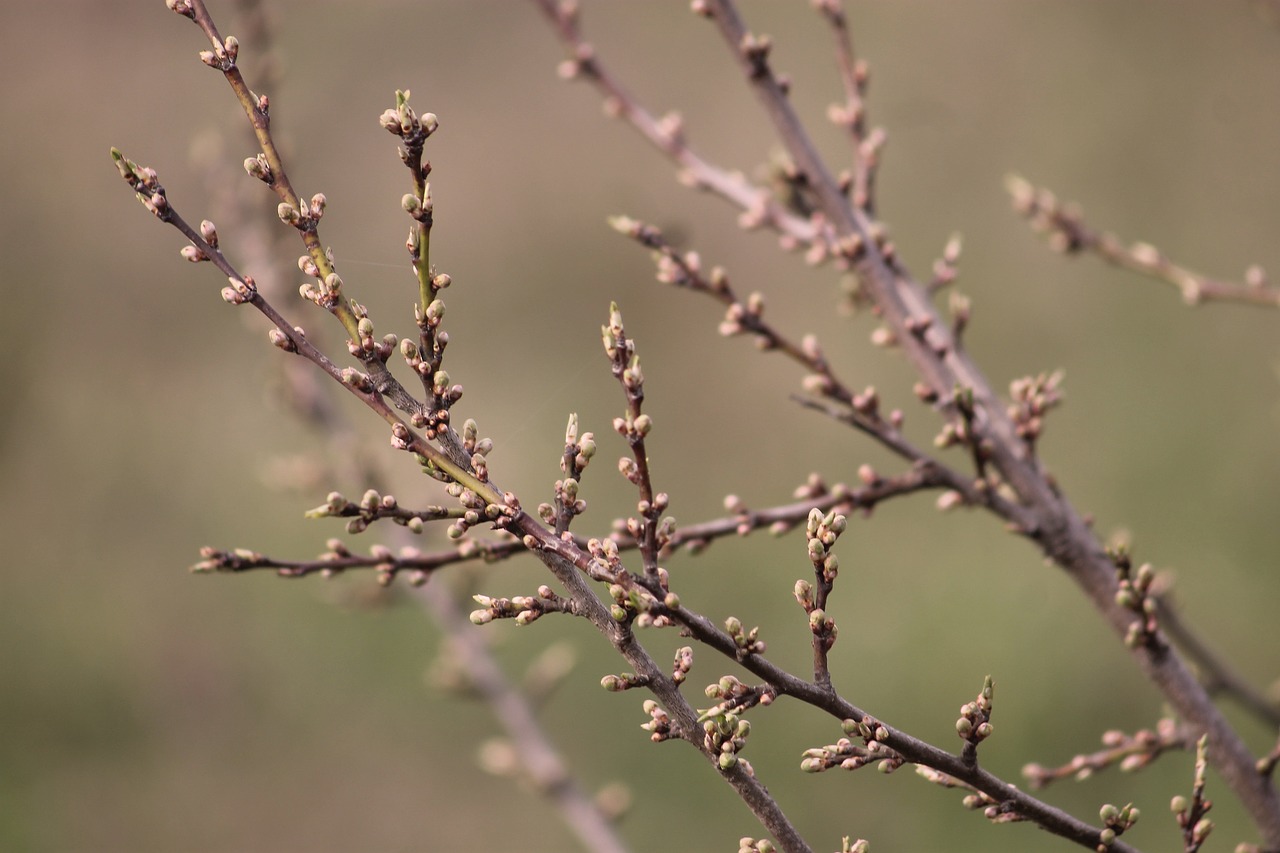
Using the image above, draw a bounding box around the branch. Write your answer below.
[1023,716,1196,789]
[1006,175,1280,309]
[529,0,826,252]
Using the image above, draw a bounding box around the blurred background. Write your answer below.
[2,2,1278,851]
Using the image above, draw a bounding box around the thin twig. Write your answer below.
[1007,175,1280,309]
[811,0,882,214]
[530,0,825,251]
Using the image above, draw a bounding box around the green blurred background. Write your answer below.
[2,2,1278,851]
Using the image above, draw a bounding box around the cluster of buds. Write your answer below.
[1172,736,1214,853]
[584,536,625,583]
[654,247,698,289]
[347,301,397,363]
[801,717,904,775]
[613,410,652,454]
[737,839,775,853]
[197,34,239,71]
[608,216,666,255]
[365,543,405,588]
[309,488,392,534]
[191,546,268,574]
[243,152,273,184]
[1005,175,1090,255]
[539,483,580,526]
[277,192,327,232]
[718,291,766,339]
[179,219,220,264]
[619,492,670,541]
[469,589,553,627]
[220,274,257,306]
[1097,802,1140,849]
[110,149,171,221]
[1110,549,1162,650]
[605,579,665,626]
[460,418,495,458]
[437,481,516,541]
[298,267,343,311]
[671,646,694,686]
[700,676,767,772]
[302,488,454,536]
[599,672,649,692]
[723,616,766,657]
[601,303,638,379]
[542,415,597,531]
[1008,370,1064,449]
[956,676,995,762]
[795,508,846,653]
[379,89,439,145]
[640,699,672,743]
[401,185,433,225]
[806,507,847,574]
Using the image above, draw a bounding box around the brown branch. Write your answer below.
[530,0,825,251]
[1007,175,1280,309]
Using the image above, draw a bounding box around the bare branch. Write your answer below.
[1007,175,1280,309]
